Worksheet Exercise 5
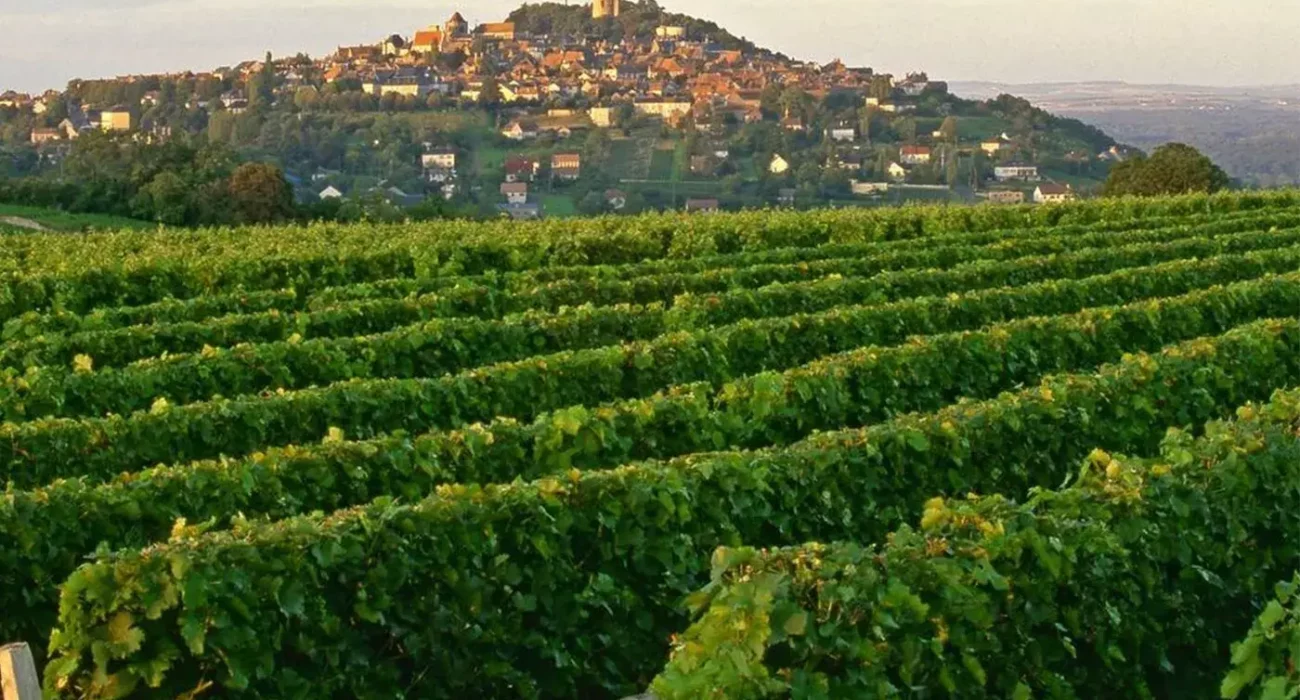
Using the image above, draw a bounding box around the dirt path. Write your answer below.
[0,217,50,232]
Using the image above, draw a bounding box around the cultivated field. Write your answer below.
[4,193,1300,698]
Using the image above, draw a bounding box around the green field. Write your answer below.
[647,147,677,180]
[5,191,1300,699]
[0,204,152,232]
[540,193,577,216]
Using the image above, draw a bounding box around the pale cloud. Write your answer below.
[0,0,1295,92]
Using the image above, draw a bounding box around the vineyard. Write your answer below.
[3,193,1300,698]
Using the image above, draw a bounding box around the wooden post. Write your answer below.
[0,643,41,700]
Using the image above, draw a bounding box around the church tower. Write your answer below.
[592,0,620,19]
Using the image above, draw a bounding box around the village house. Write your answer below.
[887,162,908,180]
[411,27,443,54]
[981,135,1012,156]
[30,128,61,145]
[505,156,540,182]
[994,164,1040,182]
[480,22,516,41]
[99,107,134,132]
[634,98,692,121]
[827,124,857,142]
[604,189,628,211]
[985,190,1026,205]
[501,181,529,204]
[900,145,932,165]
[589,106,616,127]
[318,186,344,200]
[502,119,539,141]
[421,148,457,171]
[851,180,890,196]
[551,153,582,180]
[769,154,791,174]
[1034,183,1075,204]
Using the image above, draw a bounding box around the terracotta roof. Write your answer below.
[413,30,442,47]
[1037,183,1071,195]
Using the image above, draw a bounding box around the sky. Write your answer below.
[0,0,1296,94]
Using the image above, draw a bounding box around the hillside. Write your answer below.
[0,2,1133,225]
[954,81,1300,187]
[2,191,1300,697]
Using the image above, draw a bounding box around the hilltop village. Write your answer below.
[0,1,1124,217]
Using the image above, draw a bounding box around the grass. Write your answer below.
[648,149,676,181]
[955,116,1013,141]
[540,194,577,217]
[0,204,153,233]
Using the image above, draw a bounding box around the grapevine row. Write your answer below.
[4,249,1296,485]
[652,390,1300,698]
[0,192,1296,319]
[5,222,1296,377]
[39,318,1300,698]
[2,272,1297,650]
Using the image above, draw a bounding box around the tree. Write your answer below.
[892,117,917,144]
[134,171,190,225]
[477,77,503,110]
[1103,143,1231,197]
[938,116,959,144]
[578,190,606,216]
[294,86,321,112]
[227,162,295,224]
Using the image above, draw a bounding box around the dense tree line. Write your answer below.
[0,133,296,226]
[507,1,758,51]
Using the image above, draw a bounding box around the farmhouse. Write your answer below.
[501,182,529,204]
[1034,183,1075,204]
[551,153,582,180]
[900,145,932,165]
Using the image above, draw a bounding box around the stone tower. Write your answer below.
[592,0,620,19]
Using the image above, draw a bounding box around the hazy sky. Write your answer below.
[0,0,1296,94]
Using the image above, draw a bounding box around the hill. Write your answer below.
[0,3,1133,225]
[1,191,1300,696]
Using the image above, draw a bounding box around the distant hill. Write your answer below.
[953,81,1300,186]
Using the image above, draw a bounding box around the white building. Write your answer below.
[994,165,1040,182]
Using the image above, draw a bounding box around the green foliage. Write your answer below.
[654,390,1300,697]
[6,223,1297,423]
[1222,574,1300,699]
[3,240,1296,486]
[2,269,1297,651]
[1105,143,1234,197]
[0,190,1291,319]
[41,318,1300,697]
[5,195,1300,698]
[227,162,296,225]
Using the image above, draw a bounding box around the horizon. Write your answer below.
[1,0,1294,94]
